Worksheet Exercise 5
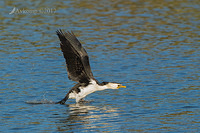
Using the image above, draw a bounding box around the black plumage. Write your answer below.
[56,29,96,104]
[56,29,94,84]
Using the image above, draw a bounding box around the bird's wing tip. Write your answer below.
[56,29,62,35]
[56,29,74,35]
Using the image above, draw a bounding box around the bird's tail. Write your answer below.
[56,93,69,104]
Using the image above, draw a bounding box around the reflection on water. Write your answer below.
[1,0,200,132]
[56,104,120,132]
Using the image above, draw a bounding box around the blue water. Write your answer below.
[1,0,200,132]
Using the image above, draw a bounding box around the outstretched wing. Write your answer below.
[56,29,94,83]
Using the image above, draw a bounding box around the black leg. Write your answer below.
[79,98,85,103]
[78,98,91,103]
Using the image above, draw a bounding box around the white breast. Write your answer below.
[69,80,99,103]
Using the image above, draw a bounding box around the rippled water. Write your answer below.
[1,0,200,132]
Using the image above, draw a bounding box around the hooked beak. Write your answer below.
[117,85,126,89]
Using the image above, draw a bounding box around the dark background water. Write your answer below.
[1,0,200,132]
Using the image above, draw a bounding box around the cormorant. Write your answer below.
[56,29,126,104]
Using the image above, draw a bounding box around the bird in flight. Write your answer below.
[56,29,126,104]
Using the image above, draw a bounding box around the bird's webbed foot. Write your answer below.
[79,98,86,103]
[78,98,91,103]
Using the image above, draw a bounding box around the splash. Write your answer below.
[26,93,56,104]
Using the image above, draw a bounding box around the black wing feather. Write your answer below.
[56,29,94,83]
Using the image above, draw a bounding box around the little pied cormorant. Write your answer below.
[56,29,126,104]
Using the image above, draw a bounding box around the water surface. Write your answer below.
[1,0,200,132]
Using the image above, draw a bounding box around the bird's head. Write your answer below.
[100,82,126,89]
